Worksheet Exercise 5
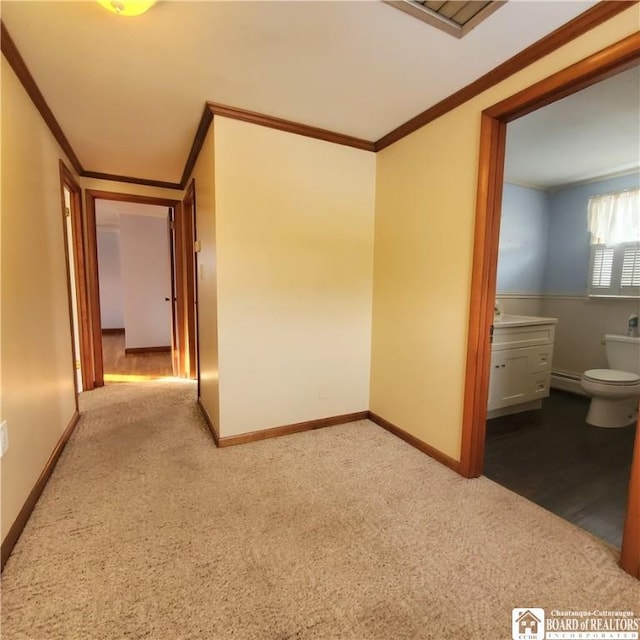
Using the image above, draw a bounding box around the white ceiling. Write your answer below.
[1,0,599,184]
[96,200,169,229]
[505,64,640,189]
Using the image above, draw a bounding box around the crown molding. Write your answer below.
[178,102,376,188]
[548,166,640,191]
[1,20,183,191]
[208,102,377,152]
[180,104,214,189]
[4,2,637,190]
[375,1,638,151]
[1,20,84,175]
[506,166,640,193]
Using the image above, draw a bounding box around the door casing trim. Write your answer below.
[459,32,640,577]
[59,161,92,392]
[84,189,188,384]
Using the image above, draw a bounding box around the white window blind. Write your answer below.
[587,188,640,297]
[621,245,640,288]
[591,247,614,288]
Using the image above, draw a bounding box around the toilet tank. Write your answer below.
[605,334,640,374]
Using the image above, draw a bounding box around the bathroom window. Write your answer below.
[589,242,640,297]
[587,188,640,298]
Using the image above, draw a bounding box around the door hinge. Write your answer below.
[169,220,175,230]
[489,324,494,344]
[75,360,81,370]
[65,207,71,218]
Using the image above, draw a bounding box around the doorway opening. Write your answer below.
[181,180,200,394]
[95,199,174,382]
[483,65,639,550]
[460,35,640,577]
[85,190,197,386]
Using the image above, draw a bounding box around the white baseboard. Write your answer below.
[551,370,588,396]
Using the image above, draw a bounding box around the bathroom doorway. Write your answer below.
[459,38,640,577]
[483,65,639,549]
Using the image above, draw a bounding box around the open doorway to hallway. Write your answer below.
[82,189,198,388]
[95,199,174,382]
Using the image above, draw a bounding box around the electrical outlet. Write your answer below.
[0,421,8,458]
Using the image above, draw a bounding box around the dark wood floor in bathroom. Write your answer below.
[483,390,636,549]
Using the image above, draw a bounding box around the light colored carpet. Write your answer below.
[2,381,639,640]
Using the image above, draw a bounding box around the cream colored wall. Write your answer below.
[1,59,78,541]
[80,177,182,201]
[190,126,220,430]
[214,117,376,437]
[370,8,640,461]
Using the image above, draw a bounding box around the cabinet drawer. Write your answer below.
[530,372,550,398]
[529,347,552,373]
[493,324,555,350]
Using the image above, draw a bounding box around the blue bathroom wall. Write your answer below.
[496,183,550,293]
[543,172,640,294]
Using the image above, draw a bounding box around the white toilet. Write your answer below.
[580,334,640,428]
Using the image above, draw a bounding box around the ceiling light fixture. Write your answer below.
[97,0,156,17]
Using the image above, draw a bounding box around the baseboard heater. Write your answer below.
[551,369,587,396]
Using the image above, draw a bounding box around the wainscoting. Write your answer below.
[497,294,640,384]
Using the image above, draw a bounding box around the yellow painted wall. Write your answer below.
[370,7,640,460]
[214,117,376,437]
[1,59,79,541]
[190,126,220,430]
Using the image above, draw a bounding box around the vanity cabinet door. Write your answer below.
[488,322,555,416]
[488,349,531,410]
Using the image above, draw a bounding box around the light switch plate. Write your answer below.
[0,421,8,458]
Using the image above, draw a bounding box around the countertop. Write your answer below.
[494,314,558,328]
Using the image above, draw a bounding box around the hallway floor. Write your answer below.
[484,390,636,548]
[2,382,638,639]
[102,330,173,382]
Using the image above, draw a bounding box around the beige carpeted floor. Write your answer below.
[2,381,639,640]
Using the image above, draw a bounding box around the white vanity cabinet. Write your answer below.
[487,316,557,418]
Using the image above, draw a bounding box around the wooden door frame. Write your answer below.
[182,180,199,381]
[59,161,93,392]
[459,33,640,578]
[168,206,180,376]
[621,415,640,578]
[84,190,185,384]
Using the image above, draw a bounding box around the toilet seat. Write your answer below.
[583,369,640,385]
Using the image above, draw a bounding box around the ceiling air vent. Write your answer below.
[384,1,506,38]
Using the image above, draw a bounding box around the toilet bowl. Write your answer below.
[580,334,640,428]
[580,369,640,428]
